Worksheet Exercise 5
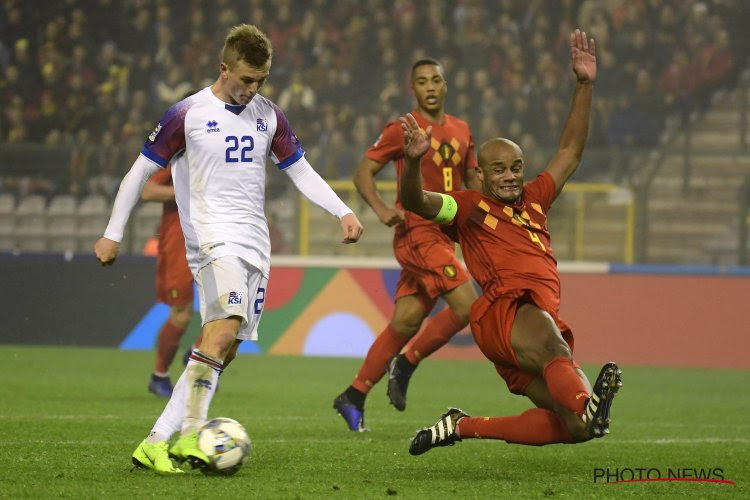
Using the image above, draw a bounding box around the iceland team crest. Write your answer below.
[257,118,268,132]
[228,291,243,305]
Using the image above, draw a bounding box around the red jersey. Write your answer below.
[366,110,477,242]
[149,165,193,304]
[148,166,181,247]
[447,172,560,313]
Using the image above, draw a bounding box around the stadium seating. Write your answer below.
[76,194,110,252]
[132,202,162,254]
[14,195,47,252]
[645,71,750,263]
[0,194,16,251]
[1,0,747,263]
[47,194,78,253]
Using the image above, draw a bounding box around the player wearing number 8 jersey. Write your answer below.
[333,58,481,430]
[400,30,622,454]
[94,24,363,473]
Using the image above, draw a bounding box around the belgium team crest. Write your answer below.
[443,265,457,278]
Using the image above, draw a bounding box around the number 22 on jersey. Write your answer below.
[225,135,255,163]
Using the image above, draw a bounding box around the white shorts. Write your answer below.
[195,256,268,341]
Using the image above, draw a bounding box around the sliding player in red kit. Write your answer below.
[399,30,622,454]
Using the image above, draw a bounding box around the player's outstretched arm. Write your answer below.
[353,156,404,227]
[95,155,161,265]
[545,29,596,200]
[398,113,444,220]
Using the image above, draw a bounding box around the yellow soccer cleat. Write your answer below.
[169,432,209,470]
[131,439,184,473]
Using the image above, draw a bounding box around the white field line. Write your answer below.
[616,437,750,445]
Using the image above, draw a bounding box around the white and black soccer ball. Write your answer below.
[197,417,251,475]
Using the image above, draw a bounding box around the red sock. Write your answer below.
[457,408,573,445]
[352,325,408,394]
[154,320,186,373]
[404,307,466,365]
[543,356,589,417]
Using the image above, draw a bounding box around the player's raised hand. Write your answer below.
[340,212,364,244]
[570,29,596,83]
[400,113,431,160]
[94,237,120,266]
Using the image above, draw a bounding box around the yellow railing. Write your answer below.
[298,181,634,263]
[562,183,635,264]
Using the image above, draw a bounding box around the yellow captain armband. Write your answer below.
[431,193,458,224]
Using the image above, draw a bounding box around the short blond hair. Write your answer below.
[222,24,273,70]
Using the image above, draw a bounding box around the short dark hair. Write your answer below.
[411,58,444,80]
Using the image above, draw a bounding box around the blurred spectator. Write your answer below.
[155,63,192,108]
[0,0,746,201]
[690,28,736,109]
[606,69,663,148]
[660,48,695,121]
[277,71,316,116]
[87,131,122,199]
[3,95,27,143]
[68,128,93,196]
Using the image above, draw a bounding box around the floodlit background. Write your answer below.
[1,0,749,264]
[0,3,748,496]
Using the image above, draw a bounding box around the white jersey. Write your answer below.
[141,87,304,277]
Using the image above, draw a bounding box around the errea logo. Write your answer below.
[206,120,220,133]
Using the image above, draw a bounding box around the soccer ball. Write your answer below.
[197,417,251,475]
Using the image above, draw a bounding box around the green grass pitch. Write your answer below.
[1,346,747,498]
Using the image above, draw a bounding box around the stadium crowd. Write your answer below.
[0,0,747,200]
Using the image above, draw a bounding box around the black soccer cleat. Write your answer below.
[584,362,622,438]
[409,407,468,456]
[386,354,415,411]
[333,392,368,432]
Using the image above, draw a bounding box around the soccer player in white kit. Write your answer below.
[94,24,363,473]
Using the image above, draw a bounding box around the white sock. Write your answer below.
[146,369,190,443]
[181,361,220,434]
[146,350,222,442]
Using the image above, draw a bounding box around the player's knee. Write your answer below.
[538,332,572,364]
[391,309,425,338]
[390,319,420,338]
[449,303,471,325]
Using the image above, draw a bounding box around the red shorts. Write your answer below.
[470,290,576,395]
[155,218,193,306]
[393,232,469,310]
